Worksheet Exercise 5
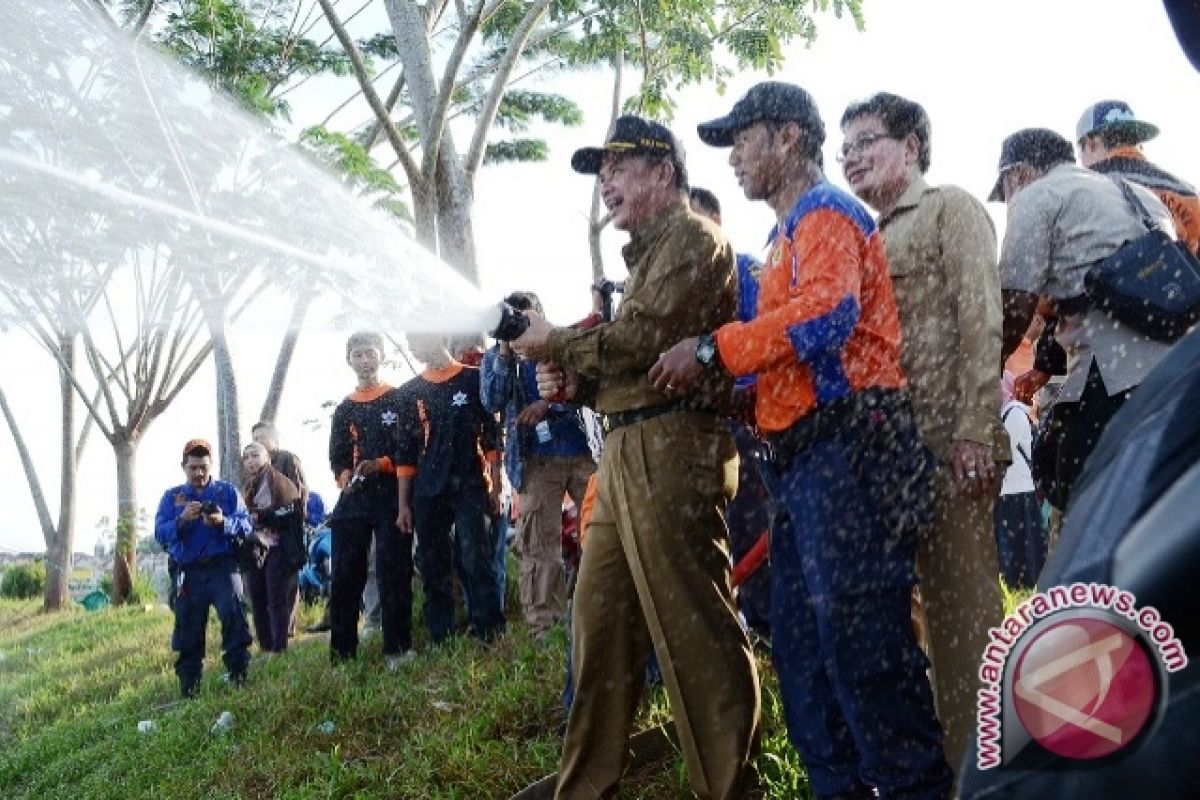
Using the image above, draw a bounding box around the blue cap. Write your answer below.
[1076,100,1160,144]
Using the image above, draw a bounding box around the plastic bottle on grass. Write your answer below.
[211,711,234,734]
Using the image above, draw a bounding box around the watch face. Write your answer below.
[697,338,716,365]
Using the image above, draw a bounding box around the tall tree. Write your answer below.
[97,0,414,480]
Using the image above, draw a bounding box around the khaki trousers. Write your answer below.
[915,466,1003,778]
[516,454,595,636]
[556,412,761,800]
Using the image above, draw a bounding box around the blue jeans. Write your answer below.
[171,556,252,695]
[415,489,505,643]
[765,401,952,799]
[491,506,508,612]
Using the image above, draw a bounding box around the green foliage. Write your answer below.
[494,90,585,131]
[0,563,46,600]
[566,0,865,119]
[155,0,354,120]
[485,138,551,164]
[298,125,413,222]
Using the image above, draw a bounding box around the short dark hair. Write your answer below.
[762,119,824,169]
[251,421,275,435]
[840,92,932,174]
[503,291,543,315]
[688,187,721,219]
[1095,127,1143,149]
[346,331,385,357]
[648,154,689,192]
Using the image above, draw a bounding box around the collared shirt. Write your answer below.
[480,346,592,492]
[878,177,1003,459]
[999,162,1174,401]
[713,181,905,433]
[546,201,737,415]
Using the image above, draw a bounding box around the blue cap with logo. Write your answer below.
[1076,100,1160,144]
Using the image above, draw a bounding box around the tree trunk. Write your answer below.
[209,321,243,485]
[112,436,138,605]
[257,295,312,425]
[412,181,439,252]
[588,55,624,281]
[44,334,79,610]
[44,535,72,610]
[435,151,479,285]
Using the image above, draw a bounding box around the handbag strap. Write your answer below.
[1113,176,1164,234]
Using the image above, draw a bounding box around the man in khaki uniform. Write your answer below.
[840,92,1005,775]
[513,115,761,800]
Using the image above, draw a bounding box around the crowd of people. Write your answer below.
[152,80,1198,799]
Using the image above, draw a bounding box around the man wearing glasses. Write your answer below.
[839,92,1006,779]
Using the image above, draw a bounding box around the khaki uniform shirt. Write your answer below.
[879,178,1005,461]
[999,163,1174,402]
[546,202,737,415]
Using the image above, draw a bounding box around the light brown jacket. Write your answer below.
[546,201,737,416]
[879,177,1006,461]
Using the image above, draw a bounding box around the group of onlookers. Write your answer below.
[151,79,1197,800]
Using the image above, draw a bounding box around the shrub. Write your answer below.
[1,561,47,600]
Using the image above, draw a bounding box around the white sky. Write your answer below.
[1,0,1198,554]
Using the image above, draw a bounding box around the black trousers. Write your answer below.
[414,488,505,643]
[329,513,413,659]
[1056,363,1134,509]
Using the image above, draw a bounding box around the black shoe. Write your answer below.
[180,678,200,699]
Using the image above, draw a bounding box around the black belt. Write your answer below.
[765,387,907,468]
[600,401,687,435]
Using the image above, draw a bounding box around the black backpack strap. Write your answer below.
[1114,176,1164,234]
[1002,405,1034,470]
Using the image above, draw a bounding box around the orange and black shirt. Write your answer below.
[1091,146,1200,255]
[328,384,404,520]
[395,363,501,499]
[713,181,906,433]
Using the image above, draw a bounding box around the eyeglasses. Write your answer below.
[836,132,890,163]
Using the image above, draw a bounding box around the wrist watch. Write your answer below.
[695,333,720,369]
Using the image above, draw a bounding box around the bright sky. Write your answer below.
[1,0,1197,554]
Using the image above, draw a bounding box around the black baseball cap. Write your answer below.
[571,115,684,175]
[697,81,825,148]
[987,128,1076,202]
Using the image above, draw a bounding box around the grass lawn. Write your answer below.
[0,595,808,799]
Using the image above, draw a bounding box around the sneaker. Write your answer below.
[385,650,417,672]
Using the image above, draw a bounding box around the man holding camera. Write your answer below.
[481,291,595,639]
[513,115,760,800]
[153,438,254,698]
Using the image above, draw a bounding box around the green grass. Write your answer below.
[0,594,807,799]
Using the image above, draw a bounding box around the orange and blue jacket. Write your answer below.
[714,181,905,433]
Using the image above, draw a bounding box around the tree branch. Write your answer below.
[318,0,422,189]
[466,0,554,179]
[423,0,486,181]
[0,385,57,542]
